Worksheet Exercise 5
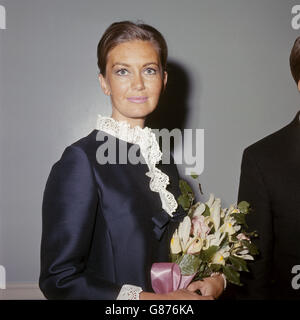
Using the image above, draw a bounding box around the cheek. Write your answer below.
[110,78,129,97]
[147,78,163,95]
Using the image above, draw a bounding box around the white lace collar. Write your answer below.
[96,114,178,217]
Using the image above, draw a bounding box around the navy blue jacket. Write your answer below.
[237,111,300,300]
[39,129,186,300]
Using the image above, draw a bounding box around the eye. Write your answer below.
[115,68,129,76]
[144,67,157,75]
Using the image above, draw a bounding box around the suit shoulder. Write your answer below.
[69,129,98,152]
[54,130,100,166]
[46,130,99,185]
[243,121,293,158]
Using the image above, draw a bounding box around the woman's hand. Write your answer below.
[139,273,225,300]
[186,274,225,299]
[140,289,214,300]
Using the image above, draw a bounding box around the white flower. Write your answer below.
[240,254,254,260]
[170,229,182,254]
[206,193,215,208]
[238,249,249,255]
[234,225,241,232]
[237,233,250,241]
[211,246,230,265]
[205,194,222,231]
[178,216,192,251]
[187,237,203,254]
[228,205,238,214]
[219,221,236,235]
[231,241,254,261]
[219,212,240,235]
[220,208,226,218]
[233,252,254,260]
[203,230,226,249]
[192,202,206,218]
[192,215,211,239]
[210,198,221,231]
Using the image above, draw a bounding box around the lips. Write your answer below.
[127,96,148,103]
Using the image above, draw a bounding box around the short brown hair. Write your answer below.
[290,36,300,84]
[97,20,168,77]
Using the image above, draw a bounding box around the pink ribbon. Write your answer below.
[151,262,196,294]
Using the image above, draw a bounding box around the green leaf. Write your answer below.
[230,234,238,242]
[231,212,247,228]
[199,246,219,262]
[174,254,184,266]
[219,233,229,247]
[228,255,249,272]
[177,194,191,211]
[223,265,242,286]
[241,240,259,256]
[245,230,259,239]
[237,201,250,214]
[188,203,200,219]
[178,254,201,276]
[190,173,199,179]
[210,264,223,273]
[194,263,223,280]
[178,179,195,211]
[170,253,181,263]
[179,179,194,196]
[193,261,211,281]
[198,262,207,274]
[209,224,215,234]
[202,204,211,217]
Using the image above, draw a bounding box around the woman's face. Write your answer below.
[99,40,167,126]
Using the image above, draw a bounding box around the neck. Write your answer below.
[110,111,145,129]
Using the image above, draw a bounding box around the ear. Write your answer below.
[162,70,168,92]
[98,73,111,96]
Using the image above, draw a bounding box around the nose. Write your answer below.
[131,72,145,90]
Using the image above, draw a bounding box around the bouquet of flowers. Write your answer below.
[168,177,258,287]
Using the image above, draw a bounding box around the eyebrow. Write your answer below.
[112,62,160,68]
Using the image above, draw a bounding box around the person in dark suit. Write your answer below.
[39,21,225,300]
[237,37,300,300]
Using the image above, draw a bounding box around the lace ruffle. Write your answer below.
[96,114,178,217]
[116,284,143,300]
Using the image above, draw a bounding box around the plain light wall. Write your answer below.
[0,0,299,282]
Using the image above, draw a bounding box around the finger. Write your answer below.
[199,295,214,300]
[187,280,204,291]
[198,287,210,297]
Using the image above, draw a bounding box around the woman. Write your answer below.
[39,20,225,300]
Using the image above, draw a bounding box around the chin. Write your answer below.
[125,106,156,118]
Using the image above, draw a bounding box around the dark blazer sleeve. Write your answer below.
[39,145,121,299]
[236,148,273,299]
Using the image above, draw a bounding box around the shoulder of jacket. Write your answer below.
[243,121,293,157]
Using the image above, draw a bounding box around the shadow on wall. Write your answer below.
[145,60,190,131]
